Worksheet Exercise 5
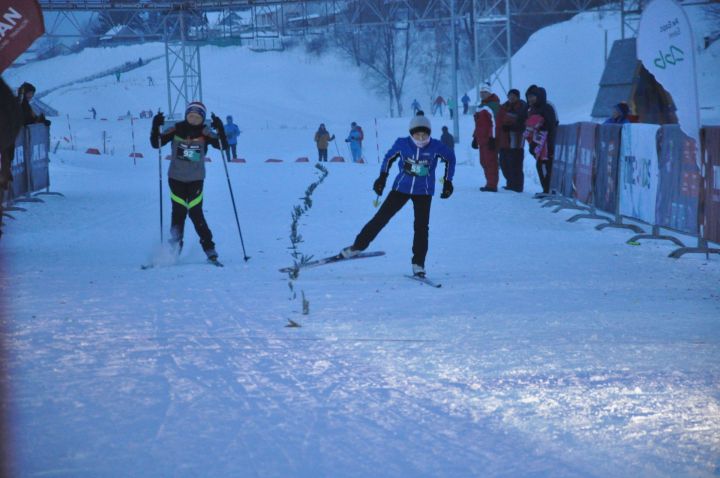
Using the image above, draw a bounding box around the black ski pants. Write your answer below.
[499,148,524,192]
[169,178,215,252]
[536,157,553,194]
[352,190,432,267]
[318,148,328,162]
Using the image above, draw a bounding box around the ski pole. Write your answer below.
[333,138,341,157]
[212,113,250,262]
[374,118,381,164]
[157,130,163,243]
[130,115,137,166]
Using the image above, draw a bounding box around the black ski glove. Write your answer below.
[373,172,388,196]
[440,179,453,199]
[152,112,165,131]
[210,113,228,146]
[471,138,478,150]
[488,137,496,151]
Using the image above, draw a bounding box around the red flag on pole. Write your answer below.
[0,0,44,73]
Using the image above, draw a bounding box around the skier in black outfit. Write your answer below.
[150,101,225,261]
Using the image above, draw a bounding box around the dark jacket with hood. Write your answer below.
[526,86,557,159]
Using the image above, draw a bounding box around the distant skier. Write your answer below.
[314,123,335,162]
[147,76,154,86]
[432,95,446,116]
[224,115,241,159]
[89,107,97,119]
[115,71,121,83]
[440,126,454,151]
[345,122,363,163]
[339,111,456,278]
[461,93,471,114]
[447,96,456,119]
[150,101,226,262]
[411,99,421,115]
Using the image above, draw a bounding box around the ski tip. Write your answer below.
[285,319,302,328]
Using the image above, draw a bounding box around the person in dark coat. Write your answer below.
[524,85,557,194]
[0,78,23,237]
[497,89,528,192]
[18,82,49,127]
[604,102,630,124]
[440,126,455,151]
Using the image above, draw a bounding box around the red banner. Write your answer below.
[0,0,44,73]
[573,122,596,204]
[703,127,720,244]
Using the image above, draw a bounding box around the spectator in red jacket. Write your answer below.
[472,82,501,192]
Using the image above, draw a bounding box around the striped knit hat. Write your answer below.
[185,101,207,120]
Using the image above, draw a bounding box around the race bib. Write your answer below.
[404,159,429,177]
[176,141,203,162]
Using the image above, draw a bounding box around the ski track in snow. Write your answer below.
[2,150,719,477]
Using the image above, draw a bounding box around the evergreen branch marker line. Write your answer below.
[286,164,330,326]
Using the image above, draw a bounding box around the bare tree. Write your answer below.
[336,22,411,117]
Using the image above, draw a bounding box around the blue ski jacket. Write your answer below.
[224,117,241,145]
[380,137,456,196]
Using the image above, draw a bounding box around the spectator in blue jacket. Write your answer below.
[224,115,241,159]
[339,111,456,278]
[604,102,630,124]
[345,122,363,162]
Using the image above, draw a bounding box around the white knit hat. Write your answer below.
[480,82,492,94]
[409,111,431,135]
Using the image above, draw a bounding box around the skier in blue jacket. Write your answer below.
[340,111,456,277]
[345,122,363,162]
[224,115,241,159]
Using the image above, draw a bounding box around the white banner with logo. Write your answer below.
[619,124,660,223]
[637,0,701,147]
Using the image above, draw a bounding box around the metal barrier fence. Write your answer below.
[1,124,62,225]
[539,122,719,258]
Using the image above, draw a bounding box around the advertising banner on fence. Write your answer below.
[27,123,49,192]
[638,0,701,150]
[655,125,700,234]
[573,122,596,205]
[0,0,45,73]
[594,124,622,214]
[10,127,27,198]
[550,124,578,198]
[619,123,660,224]
[703,127,720,244]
